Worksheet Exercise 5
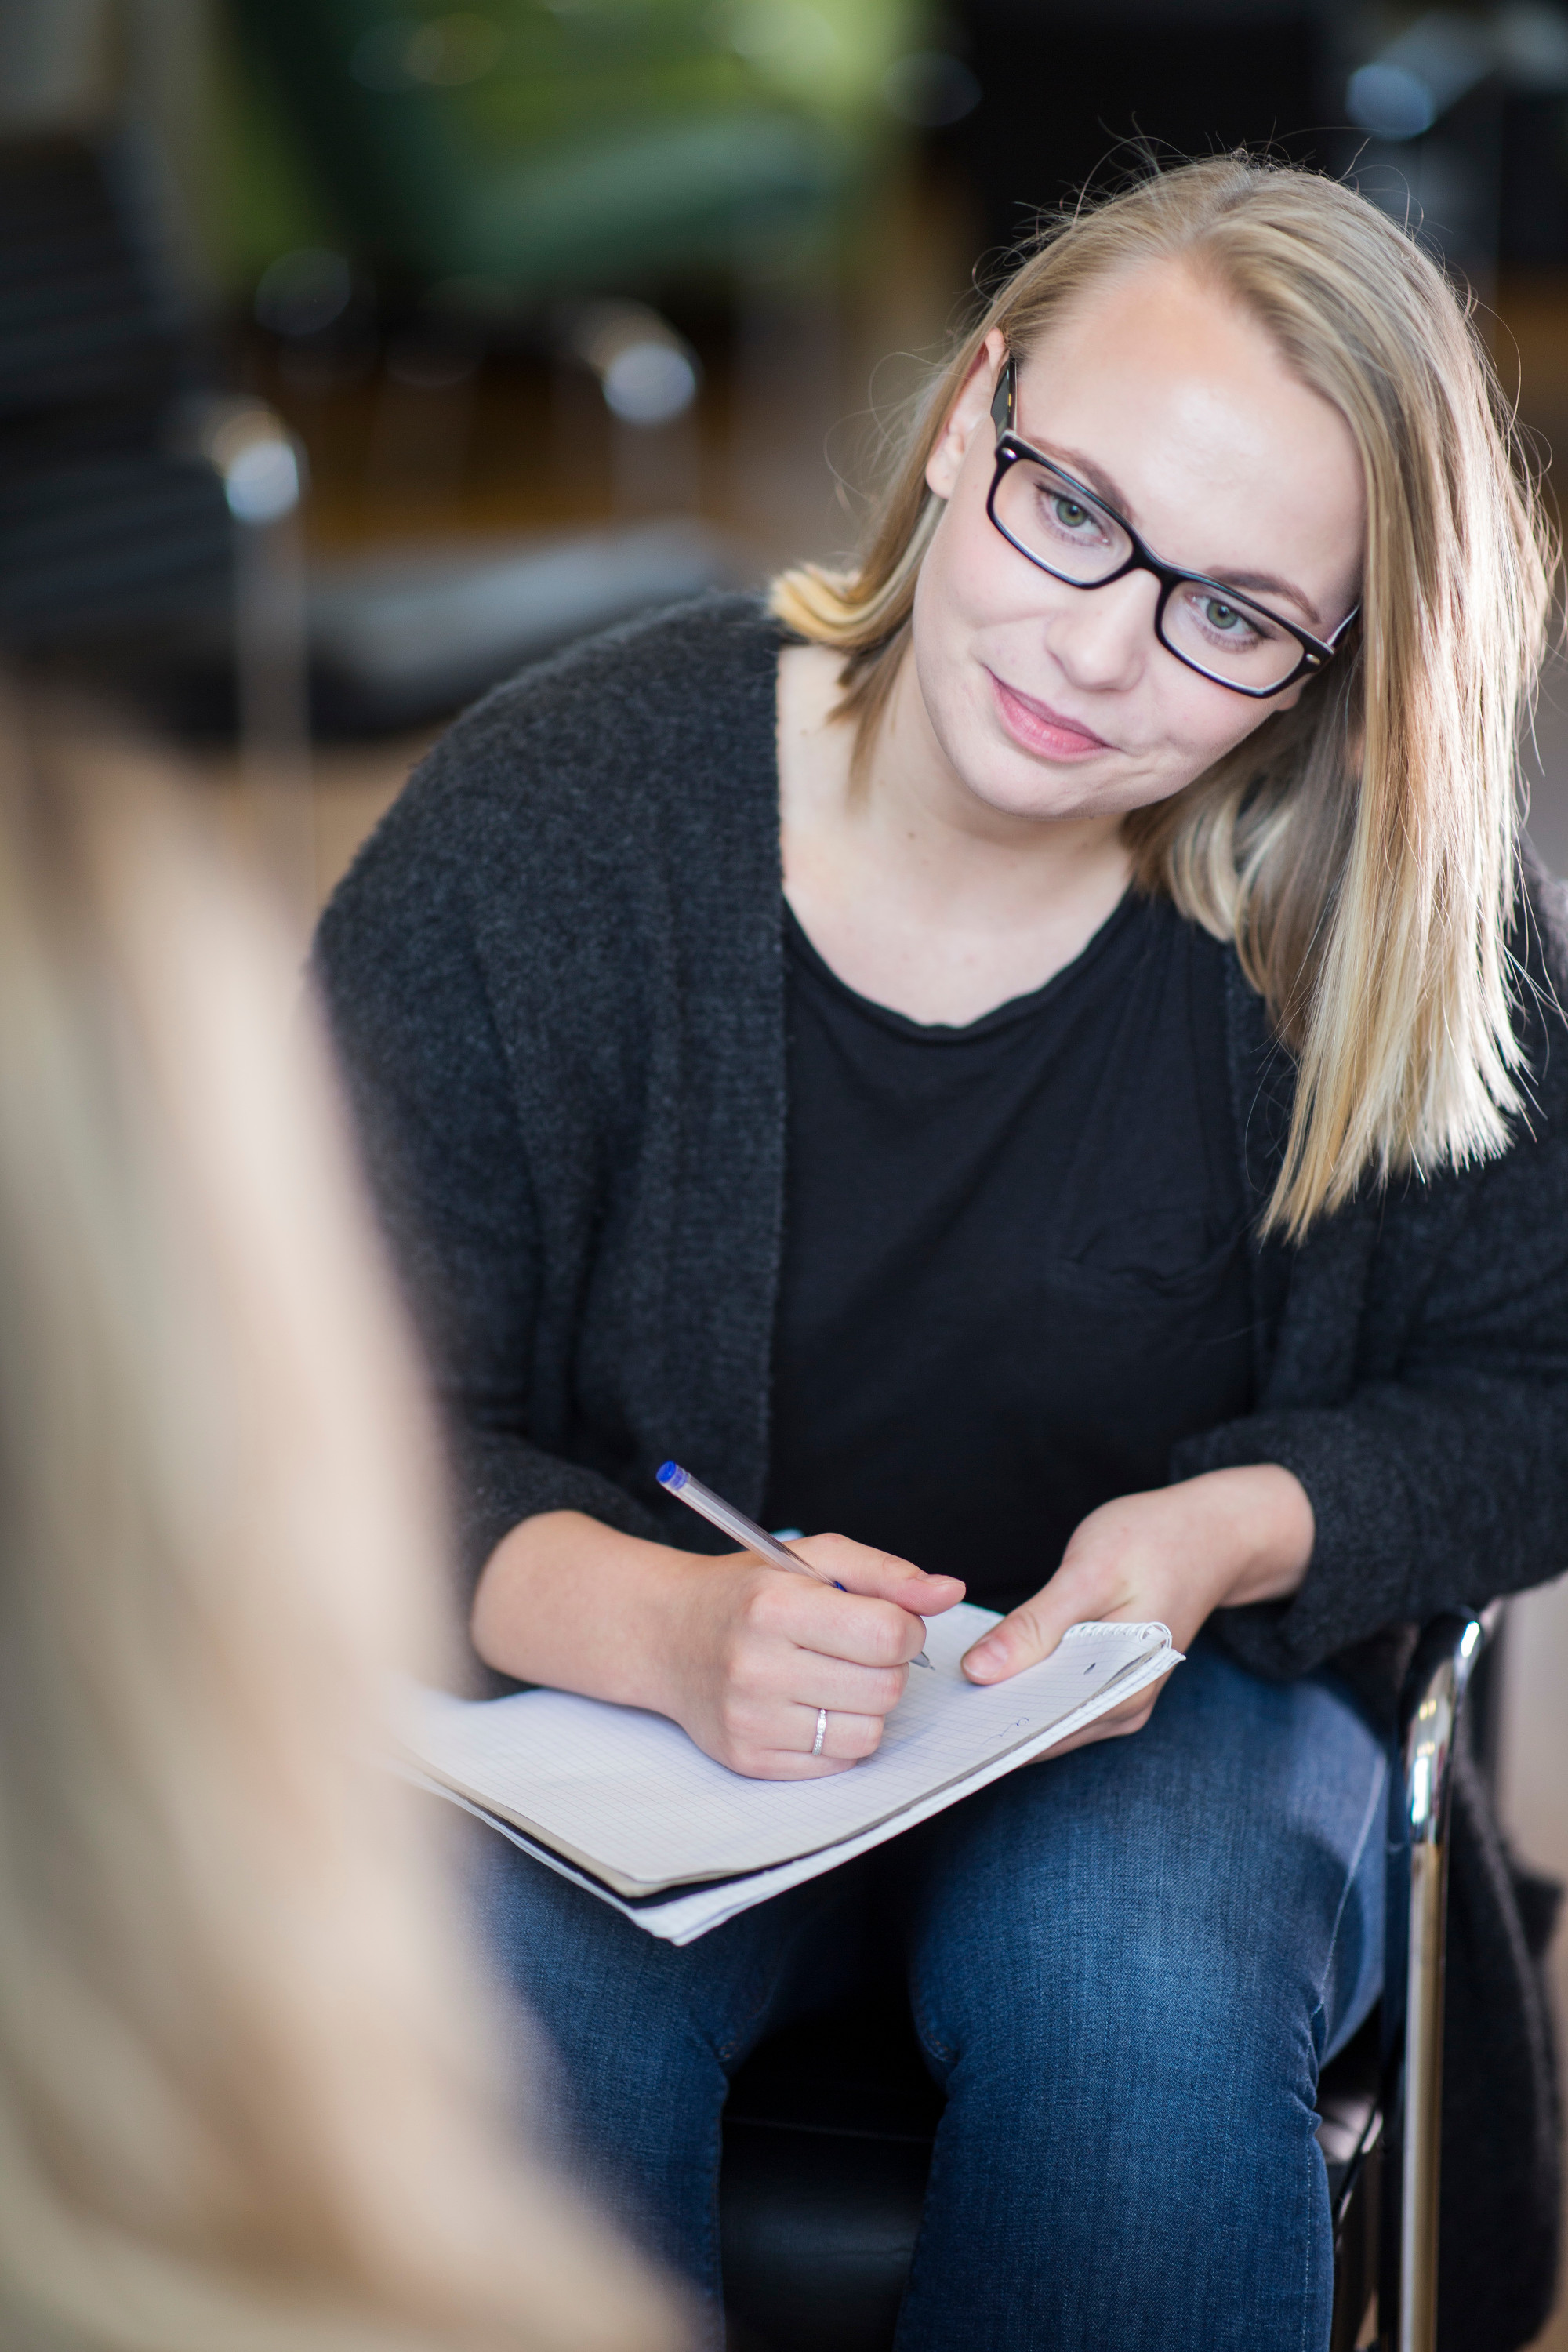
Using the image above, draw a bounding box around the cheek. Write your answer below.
[919,475,1017,632]
[909,521,984,706]
[1154,676,1281,787]
[909,504,1037,740]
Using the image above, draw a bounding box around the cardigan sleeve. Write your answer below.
[1176,1116,1568,1680]
[311,774,661,1604]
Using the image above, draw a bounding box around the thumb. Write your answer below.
[962,1592,1071,1684]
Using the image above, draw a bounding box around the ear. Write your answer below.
[925,328,1007,502]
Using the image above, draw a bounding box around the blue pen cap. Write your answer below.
[656,1461,686,1490]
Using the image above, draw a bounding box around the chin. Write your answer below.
[962,757,1115,824]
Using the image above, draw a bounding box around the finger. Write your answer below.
[735,1748,862,1781]
[782,1654,909,1718]
[750,1572,935,1670]
[715,1711,884,1780]
[789,1704,886,1763]
[959,1551,1151,1683]
[786,1531,965,1615]
[961,1586,1080,1683]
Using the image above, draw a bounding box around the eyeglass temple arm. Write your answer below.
[989,353,1016,434]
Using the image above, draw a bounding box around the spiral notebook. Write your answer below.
[397,1603,1181,1944]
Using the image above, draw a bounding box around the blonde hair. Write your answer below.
[0,739,685,2352]
[773,155,1555,1236]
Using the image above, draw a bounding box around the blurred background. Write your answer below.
[3,5,1566,2338]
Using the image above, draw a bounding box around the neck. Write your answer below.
[778,642,1134,1027]
[859,651,1131,924]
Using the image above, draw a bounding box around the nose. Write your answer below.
[1041,569,1156,693]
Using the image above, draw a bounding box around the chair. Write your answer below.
[720,1611,1495,2352]
[0,125,738,754]
[0,129,303,667]
[0,125,316,917]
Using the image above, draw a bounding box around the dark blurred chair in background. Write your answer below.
[0,129,300,698]
[0,119,740,745]
[0,126,315,913]
[945,2,1568,297]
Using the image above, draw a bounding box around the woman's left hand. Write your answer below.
[959,1465,1316,1754]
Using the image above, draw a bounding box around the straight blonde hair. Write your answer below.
[773,156,1555,1236]
[0,739,686,2352]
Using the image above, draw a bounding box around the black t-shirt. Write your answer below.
[760,889,1254,1614]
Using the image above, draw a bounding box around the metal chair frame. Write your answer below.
[1381,1607,1496,2350]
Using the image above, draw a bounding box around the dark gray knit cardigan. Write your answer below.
[314,594,1565,2350]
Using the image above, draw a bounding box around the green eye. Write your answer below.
[1204,599,1243,632]
[1053,496,1091,529]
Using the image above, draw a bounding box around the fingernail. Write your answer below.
[965,1641,1004,1677]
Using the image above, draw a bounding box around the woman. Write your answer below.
[0,746,684,2352]
[315,158,1567,2350]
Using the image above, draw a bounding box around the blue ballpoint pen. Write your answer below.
[656,1460,932,1667]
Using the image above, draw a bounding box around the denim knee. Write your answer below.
[904,1907,1330,2352]
[916,1890,1318,2141]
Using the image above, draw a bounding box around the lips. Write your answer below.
[989,671,1112,759]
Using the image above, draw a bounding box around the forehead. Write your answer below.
[1008,260,1364,576]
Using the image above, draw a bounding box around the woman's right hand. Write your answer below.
[470,1512,964,1782]
[658,1534,965,1779]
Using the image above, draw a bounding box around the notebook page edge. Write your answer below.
[630,1642,1188,1943]
[398,1642,1185,1947]
[652,1641,1188,1940]
[396,1620,1175,1897]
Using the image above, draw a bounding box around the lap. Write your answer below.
[468,1639,1387,2082]
[902,1637,1388,2077]
[463,1806,858,2114]
[458,1640,1387,2329]
[458,1803,868,2293]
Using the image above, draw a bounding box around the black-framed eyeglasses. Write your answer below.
[986,355,1359,699]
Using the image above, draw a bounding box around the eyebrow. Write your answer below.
[1039,439,1326,629]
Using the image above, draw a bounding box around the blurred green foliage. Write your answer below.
[435,1,915,143]
[225,0,927,300]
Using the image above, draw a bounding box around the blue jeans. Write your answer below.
[467,1641,1387,2351]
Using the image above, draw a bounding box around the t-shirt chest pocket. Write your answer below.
[1025,1214,1252,1397]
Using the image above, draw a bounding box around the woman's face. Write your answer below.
[911,262,1366,826]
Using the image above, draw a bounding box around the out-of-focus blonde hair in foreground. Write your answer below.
[0,731,684,2352]
[774,154,1557,1236]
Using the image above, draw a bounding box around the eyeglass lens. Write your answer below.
[992,453,1305,691]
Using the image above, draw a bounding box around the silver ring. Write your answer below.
[812,1707,828,1757]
